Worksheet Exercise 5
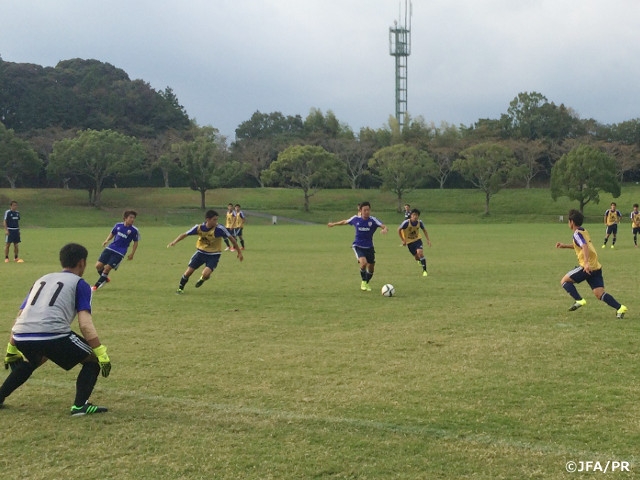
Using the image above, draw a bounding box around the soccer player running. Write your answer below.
[0,243,111,415]
[630,204,640,248]
[328,201,388,291]
[168,209,243,294]
[398,208,432,277]
[4,200,23,263]
[556,209,628,319]
[92,210,140,291]
[602,202,622,249]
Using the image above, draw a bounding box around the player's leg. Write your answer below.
[3,241,9,262]
[589,274,627,318]
[562,268,587,310]
[13,240,19,261]
[177,266,196,293]
[0,341,42,407]
[93,264,113,290]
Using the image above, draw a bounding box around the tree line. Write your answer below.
[0,58,638,212]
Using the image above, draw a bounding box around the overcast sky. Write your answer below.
[2,0,638,140]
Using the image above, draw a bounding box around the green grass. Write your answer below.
[1,221,639,479]
[3,185,640,227]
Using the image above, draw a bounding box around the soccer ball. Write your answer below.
[381,284,395,297]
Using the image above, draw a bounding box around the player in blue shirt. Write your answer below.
[167,209,243,294]
[4,200,23,263]
[328,201,388,291]
[92,210,140,291]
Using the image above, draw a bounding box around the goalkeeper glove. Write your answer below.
[4,343,25,371]
[92,345,111,378]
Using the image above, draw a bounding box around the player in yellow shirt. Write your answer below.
[602,202,622,248]
[223,203,234,251]
[630,203,640,248]
[233,203,246,250]
[556,209,627,319]
[398,208,431,277]
[167,210,243,294]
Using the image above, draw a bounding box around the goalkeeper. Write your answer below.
[0,243,112,416]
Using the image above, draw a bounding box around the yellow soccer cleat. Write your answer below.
[616,305,628,319]
[569,298,587,311]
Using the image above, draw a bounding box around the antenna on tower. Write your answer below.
[389,0,412,131]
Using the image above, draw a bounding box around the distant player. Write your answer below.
[403,203,411,220]
[398,208,432,277]
[168,209,243,294]
[0,243,111,415]
[223,203,234,251]
[602,202,621,248]
[92,210,140,291]
[4,200,23,263]
[328,201,388,291]
[233,203,246,250]
[630,204,640,248]
[556,209,627,319]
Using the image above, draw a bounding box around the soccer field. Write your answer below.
[1,223,638,479]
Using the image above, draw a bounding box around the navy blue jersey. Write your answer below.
[107,222,140,256]
[347,215,384,249]
[4,209,20,229]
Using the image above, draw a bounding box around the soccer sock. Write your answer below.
[0,361,36,401]
[420,257,427,271]
[224,238,230,247]
[635,234,638,245]
[360,269,367,281]
[95,274,109,287]
[562,282,582,301]
[179,275,189,289]
[240,238,245,247]
[74,362,100,407]
[366,270,374,283]
[600,292,622,310]
[612,236,617,245]
[97,268,104,276]
[603,238,608,245]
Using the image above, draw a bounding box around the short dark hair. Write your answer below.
[123,210,137,219]
[10,200,17,206]
[611,202,617,206]
[410,208,421,216]
[568,209,584,226]
[205,210,218,219]
[235,203,241,208]
[634,204,639,208]
[60,243,88,268]
[360,201,371,208]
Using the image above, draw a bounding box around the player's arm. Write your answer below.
[102,232,115,247]
[555,242,573,249]
[397,225,406,244]
[127,241,138,260]
[77,310,111,377]
[379,224,388,234]
[167,232,188,247]
[421,227,432,247]
[327,219,349,227]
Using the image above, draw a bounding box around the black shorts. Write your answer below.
[15,332,92,370]
[567,266,605,290]
[407,240,424,256]
[5,230,20,244]
[352,246,375,265]
[98,249,124,269]
[606,224,618,235]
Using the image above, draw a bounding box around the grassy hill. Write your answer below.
[2,185,639,227]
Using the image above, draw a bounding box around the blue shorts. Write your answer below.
[5,230,20,244]
[233,228,244,237]
[605,224,618,235]
[407,240,423,256]
[567,266,605,290]
[352,246,375,264]
[98,249,124,269]
[188,251,221,271]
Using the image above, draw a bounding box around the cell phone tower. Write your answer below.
[389,0,412,131]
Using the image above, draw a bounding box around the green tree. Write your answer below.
[174,126,227,209]
[369,144,432,211]
[550,144,620,212]
[454,142,522,215]
[262,145,345,212]
[49,129,145,205]
[0,123,42,188]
